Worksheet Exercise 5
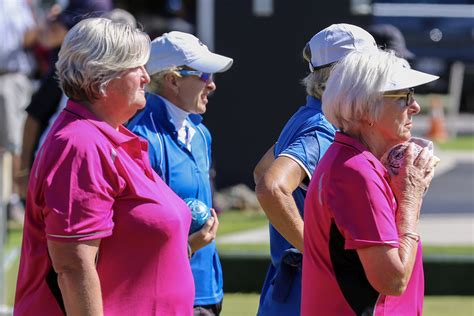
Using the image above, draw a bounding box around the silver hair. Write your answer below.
[146,67,179,94]
[101,8,137,28]
[56,17,150,102]
[322,50,408,132]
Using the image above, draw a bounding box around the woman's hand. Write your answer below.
[188,208,219,253]
[390,144,439,204]
[389,143,440,231]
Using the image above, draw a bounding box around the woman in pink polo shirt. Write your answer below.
[302,50,440,315]
[14,17,202,315]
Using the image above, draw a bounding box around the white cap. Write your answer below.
[146,31,233,75]
[382,63,439,91]
[307,23,378,70]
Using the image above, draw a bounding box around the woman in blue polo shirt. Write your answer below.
[127,31,233,315]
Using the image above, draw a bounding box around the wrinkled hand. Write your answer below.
[389,143,440,226]
[188,208,219,253]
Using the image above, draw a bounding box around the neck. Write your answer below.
[350,127,392,160]
[85,100,121,129]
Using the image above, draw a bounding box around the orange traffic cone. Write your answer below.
[425,95,448,142]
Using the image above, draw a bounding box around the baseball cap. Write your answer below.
[382,59,439,91]
[307,23,378,70]
[146,31,233,75]
[368,24,415,60]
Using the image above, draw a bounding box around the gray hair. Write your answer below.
[101,8,137,28]
[300,43,334,99]
[322,50,408,132]
[56,17,150,103]
[146,67,179,95]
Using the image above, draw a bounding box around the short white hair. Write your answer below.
[56,17,150,102]
[322,49,409,132]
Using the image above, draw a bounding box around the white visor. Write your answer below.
[382,67,439,92]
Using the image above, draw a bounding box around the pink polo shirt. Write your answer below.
[14,100,194,315]
[302,132,424,316]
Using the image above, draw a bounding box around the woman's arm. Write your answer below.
[253,145,275,184]
[47,239,103,316]
[255,156,307,252]
[358,144,439,296]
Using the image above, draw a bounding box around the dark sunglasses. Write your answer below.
[383,88,415,107]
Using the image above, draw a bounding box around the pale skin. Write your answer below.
[353,93,440,295]
[47,239,103,316]
[253,145,306,252]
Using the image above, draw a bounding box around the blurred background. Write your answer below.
[0,0,473,315]
[115,0,474,189]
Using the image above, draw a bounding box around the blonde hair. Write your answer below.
[301,43,334,99]
[56,17,150,102]
[146,67,179,94]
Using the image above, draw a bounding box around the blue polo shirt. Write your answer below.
[126,93,223,306]
[257,96,336,316]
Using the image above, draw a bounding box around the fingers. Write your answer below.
[210,208,219,226]
[403,143,417,165]
[424,155,440,179]
[413,147,430,168]
[204,209,219,236]
[189,209,218,249]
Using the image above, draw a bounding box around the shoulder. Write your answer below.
[128,93,167,129]
[47,119,114,159]
[326,148,385,188]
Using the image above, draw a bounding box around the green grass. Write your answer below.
[218,210,268,235]
[218,243,269,253]
[5,225,22,251]
[424,245,474,256]
[221,293,259,316]
[221,293,474,316]
[424,296,474,316]
[4,226,23,306]
[436,135,474,151]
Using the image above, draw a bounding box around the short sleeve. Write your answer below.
[326,159,399,249]
[278,126,333,180]
[279,134,320,179]
[41,140,118,241]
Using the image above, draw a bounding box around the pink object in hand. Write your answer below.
[382,137,434,175]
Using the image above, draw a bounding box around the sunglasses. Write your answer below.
[383,88,415,107]
[175,69,213,83]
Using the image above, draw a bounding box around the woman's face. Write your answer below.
[174,74,216,114]
[376,88,421,145]
[106,65,150,122]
